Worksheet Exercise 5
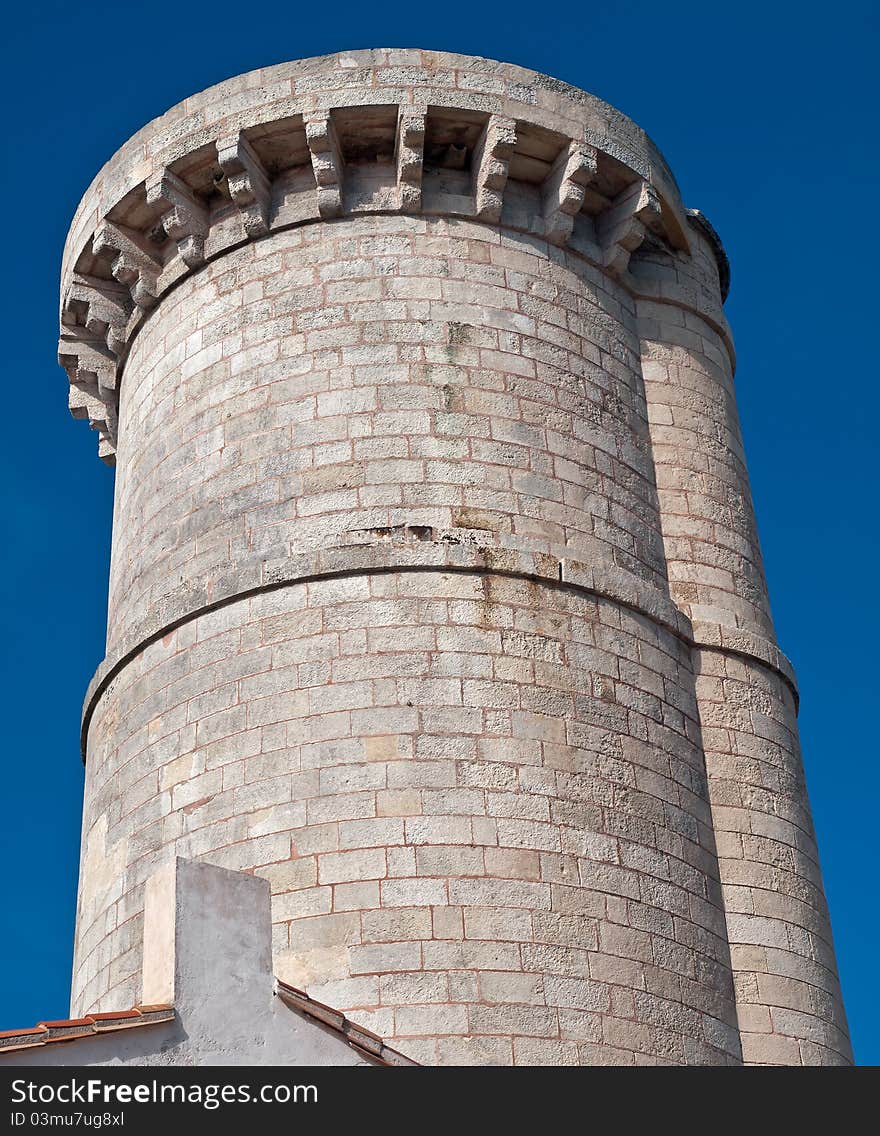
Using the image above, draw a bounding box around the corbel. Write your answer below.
[62,274,132,357]
[58,336,118,464]
[217,131,272,237]
[596,179,662,277]
[395,110,426,213]
[92,220,162,312]
[541,141,598,246]
[146,168,210,268]
[305,113,344,219]
[472,114,517,223]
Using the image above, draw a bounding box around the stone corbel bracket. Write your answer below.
[62,274,132,358]
[92,221,162,313]
[146,169,210,269]
[596,179,663,277]
[58,273,135,463]
[472,114,517,223]
[218,131,272,237]
[541,142,599,246]
[305,112,345,219]
[60,77,727,465]
[396,111,426,213]
[58,336,119,463]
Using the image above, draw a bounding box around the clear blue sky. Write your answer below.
[1,0,876,1063]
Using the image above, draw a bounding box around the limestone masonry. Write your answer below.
[57,48,851,1065]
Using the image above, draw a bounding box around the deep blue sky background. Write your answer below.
[1,1,876,1063]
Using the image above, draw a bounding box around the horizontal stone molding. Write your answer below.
[58,51,730,465]
[83,537,803,766]
[690,619,799,706]
[80,534,695,761]
[80,535,799,761]
[631,263,736,370]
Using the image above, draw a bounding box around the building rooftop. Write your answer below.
[0,1007,175,1055]
[0,859,418,1068]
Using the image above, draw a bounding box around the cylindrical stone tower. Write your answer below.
[59,49,851,1065]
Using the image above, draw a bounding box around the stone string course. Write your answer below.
[81,541,797,760]
[62,49,851,1065]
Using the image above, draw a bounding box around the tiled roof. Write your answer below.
[0,988,416,1065]
[0,1007,175,1054]
[275,980,418,1066]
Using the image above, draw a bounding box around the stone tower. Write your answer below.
[59,49,851,1066]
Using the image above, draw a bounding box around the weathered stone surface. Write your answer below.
[58,51,696,465]
[638,228,852,1064]
[61,49,850,1067]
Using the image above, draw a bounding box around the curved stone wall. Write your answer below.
[61,48,851,1065]
[107,216,666,650]
[78,558,740,1065]
[638,224,852,1064]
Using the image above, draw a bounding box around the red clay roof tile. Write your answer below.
[0,1026,48,1041]
[0,984,414,1065]
[275,979,418,1066]
[89,1010,143,1022]
[0,1007,174,1055]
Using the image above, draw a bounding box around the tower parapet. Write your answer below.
[59,50,702,466]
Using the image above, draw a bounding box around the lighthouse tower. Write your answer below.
[58,49,851,1065]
